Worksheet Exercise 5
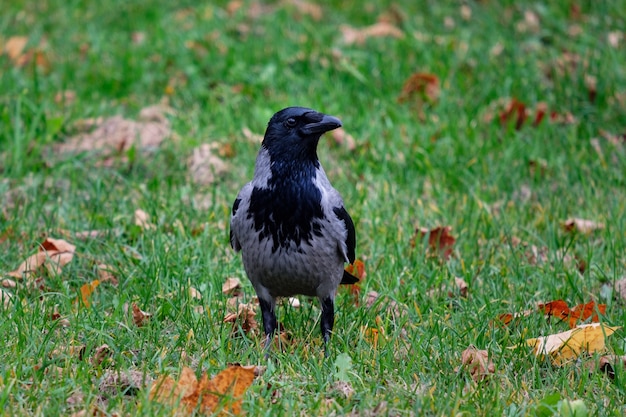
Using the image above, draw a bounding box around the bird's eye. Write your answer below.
[284,117,297,128]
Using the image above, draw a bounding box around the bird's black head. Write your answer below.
[262,107,342,162]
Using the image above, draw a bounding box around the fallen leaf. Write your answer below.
[134,209,155,230]
[7,237,76,280]
[56,105,172,156]
[397,72,440,104]
[527,323,620,365]
[187,143,229,185]
[99,368,152,397]
[585,74,597,103]
[364,291,407,320]
[241,127,263,143]
[614,276,626,301]
[222,277,242,296]
[223,303,258,336]
[189,287,202,300]
[1,279,16,288]
[588,355,626,379]
[460,346,495,382]
[54,90,76,106]
[330,380,355,398]
[607,31,623,48]
[340,22,404,45]
[568,301,606,328]
[452,277,468,298]
[496,308,534,326]
[330,128,356,151]
[343,259,366,304]
[561,218,605,234]
[282,0,323,21]
[1,288,12,309]
[538,300,571,321]
[412,226,456,260]
[286,297,300,308]
[132,303,151,327]
[78,280,100,308]
[91,344,113,367]
[96,264,118,285]
[499,98,527,130]
[3,36,28,61]
[149,365,255,416]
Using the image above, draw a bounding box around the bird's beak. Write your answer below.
[301,114,342,135]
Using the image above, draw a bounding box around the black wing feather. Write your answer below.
[333,206,356,263]
[230,198,242,250]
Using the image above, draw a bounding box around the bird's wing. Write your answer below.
[230,182,253,252]
[333,206,356,264]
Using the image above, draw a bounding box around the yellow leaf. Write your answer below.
[79,280,100,308]
[527,323,620,365]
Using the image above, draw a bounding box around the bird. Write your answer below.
[229,106,358,354]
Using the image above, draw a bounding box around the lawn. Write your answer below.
[1,0,626,415]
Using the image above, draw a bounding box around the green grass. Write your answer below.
[1,0,626,415]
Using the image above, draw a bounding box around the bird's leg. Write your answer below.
[320,296,335,356]
[259,298,277,351]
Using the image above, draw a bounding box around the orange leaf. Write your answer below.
[149,365,256,416]
[538,300,571,321]
[343,259,366,305]
[79,280,100,308]
[568,301,606,328]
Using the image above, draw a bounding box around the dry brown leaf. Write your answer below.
[7,237,76,280]
[607,31,623,48]
[1,288,13,309]
[223,303,258,336]
[614,277,626,301]
[588,355,626,379]
[189,287,202,300]
[149,365,255,416]
[412,226,456,260]
[527,323,620,365]
[187,143,229,185]
[78,280,100,308]
[56,105,172,156]
[241,127,263,143]
[286,297,300,308]
[460,346,495,382]
[562,218,605,234]
[91,344,113,367]
[364,290,406,320]
[4,36,28,61]
[132,303,151,327]
[99,368,152,397]
[222,277,242,296]
[282,0,323,21]
[398,73,440,104]
[330,128,356,151]
[340,22,404,45]
[134,209,155,230]
[2,279,16,288]
[96,264,118,286]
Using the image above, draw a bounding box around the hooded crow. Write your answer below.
[229,106,357,353]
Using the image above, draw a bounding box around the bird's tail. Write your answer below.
[340,270,360,285]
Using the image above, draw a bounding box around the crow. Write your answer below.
[229,106,358,354]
